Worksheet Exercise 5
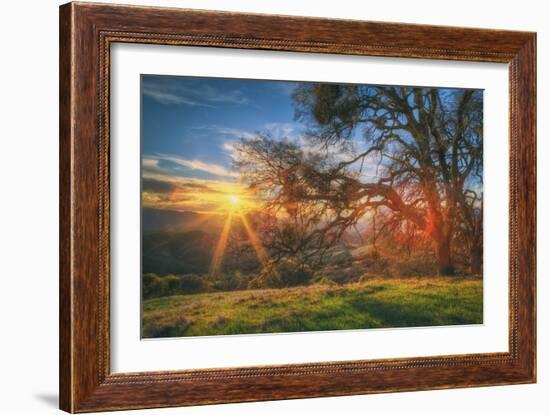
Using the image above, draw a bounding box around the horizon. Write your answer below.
[142,75,303,215]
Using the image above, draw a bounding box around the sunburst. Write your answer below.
[209,193,268,275]
[227,194,241,209]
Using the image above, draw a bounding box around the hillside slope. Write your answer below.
[142,276,483,338]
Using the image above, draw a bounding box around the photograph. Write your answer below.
[2,0,544,413]
[140,75,484,338]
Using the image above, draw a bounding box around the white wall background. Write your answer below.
[0,1,546,414]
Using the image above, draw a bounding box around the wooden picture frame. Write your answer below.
[59,2,536,412]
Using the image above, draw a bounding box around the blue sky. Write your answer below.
[142,75,302,183]
[140,76,483,214]
[141,75,310,214]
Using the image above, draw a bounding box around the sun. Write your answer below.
[227,194,241,208]
[210,193,267,276]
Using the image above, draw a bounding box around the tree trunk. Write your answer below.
[435,234,454,276]
[426,201,455,276]
[470,245,482,275]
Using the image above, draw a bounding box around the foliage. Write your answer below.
[209,271,249,291]
[142,273,208,299]
[142,273,164,299]
[389,257,439,277]
[270,258,314,287]
[234,85,484,275]
[248,258,314,289]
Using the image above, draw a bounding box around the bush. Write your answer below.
[390,257,438,277]
[327,249,353,267]
[355,255,393,277]
[247,269,282,289]
[142,273,164,299]
[251,258,314,289]
[142,273,207,299]
[163,275,181,293]
[209,271,250,291]
[278,258,314,286]
[178,274,206,294]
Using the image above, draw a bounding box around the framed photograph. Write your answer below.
[59,2,536,412]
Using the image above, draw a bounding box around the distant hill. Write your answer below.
[142,208,223,275]
[142,207,224,234]
[142,208,265,276]
[142,229,217,275]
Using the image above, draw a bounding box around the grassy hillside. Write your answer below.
[142,276,483,338]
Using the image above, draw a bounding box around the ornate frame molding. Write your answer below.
[60,2,536,412]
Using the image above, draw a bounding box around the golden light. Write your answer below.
[209,213,233,276]
[227,194,241,208]
[239,212,268,266]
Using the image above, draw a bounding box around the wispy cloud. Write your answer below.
[201,84,249,106]
[263,122,300,140]
[222,141,237,153]
[142,177,214,194]
[216,127,256,139]
[198,122,302,148]
[211,122,304,161]
[141,83,213,107]
[196,125,257,141]
[143,153,238,179]
[142,77,251,107]
[142,158,160,169]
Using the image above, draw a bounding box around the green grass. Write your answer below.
[141,276,483,338]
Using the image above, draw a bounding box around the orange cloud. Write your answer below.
[142,176,260,215]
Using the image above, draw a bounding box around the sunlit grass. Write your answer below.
[142,276,483,338]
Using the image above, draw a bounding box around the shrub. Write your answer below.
[356,255,393,277]
[247,274,269,289]
[163,275,181,293]
[142,273,207,299]
[327,249,353,267]
[248,268,283,289]
[278,258,314,286]
[210,271,249,291]
[142,273,163,299]
[390,257,438,277]
[178,274,206,294]
[252,258,314,288]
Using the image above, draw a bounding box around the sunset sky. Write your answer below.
[141,75,482,216]
[141,75,305,214]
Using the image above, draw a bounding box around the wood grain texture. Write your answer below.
[59,2,536,412]
[59,3,73,411]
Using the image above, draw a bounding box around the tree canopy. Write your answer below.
[235,84,483,275]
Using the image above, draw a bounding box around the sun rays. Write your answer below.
[142,175,266,276]
[238,212,268,266]
[209,212,234,276]
[209,194,268,276]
